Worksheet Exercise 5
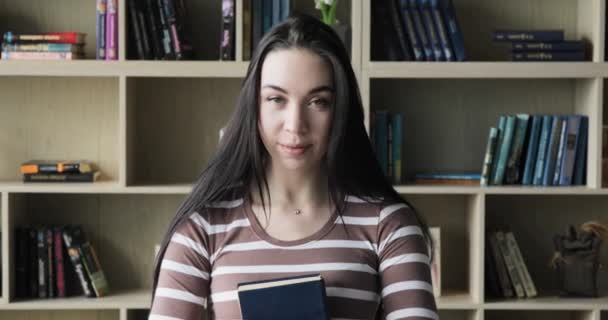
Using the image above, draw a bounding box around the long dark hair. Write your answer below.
[150,13,432,303]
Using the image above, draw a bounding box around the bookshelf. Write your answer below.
[0,1,606,320]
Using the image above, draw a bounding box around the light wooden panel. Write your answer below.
[12,193,183,292]
[486,195,608,296]
[438,310,480,320]
[131,77,241,185]
[0,0,98,59]
[0,310,118,320]
[0,77,120,182]
[485,310,595,320]
[371,78,580,181]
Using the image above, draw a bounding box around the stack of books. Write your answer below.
[486,229,537,299]
[481,114,588,186]
[1,32,86,60]
[240,0,291,61]
[20,160,101,183]
[493,30,588,61]
[96,0,119,60]
[126,0,193,60]
[371,0,466,61]
[414,172,481,185]
[370,110,404,184]
[15,225,109,299]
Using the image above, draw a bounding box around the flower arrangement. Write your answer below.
[314,0,339,25]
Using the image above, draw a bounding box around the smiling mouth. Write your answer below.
[279,143,310,156]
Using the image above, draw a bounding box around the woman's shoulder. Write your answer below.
[343,195,413,220]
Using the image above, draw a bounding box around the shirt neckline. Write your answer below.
[243,194,339,247]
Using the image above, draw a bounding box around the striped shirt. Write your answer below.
[149,195,438,320]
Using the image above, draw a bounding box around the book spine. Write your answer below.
[552,117,568,185]
[15,228,28,298]
[162,0,183,59]
[572,116,589,185]
[522,115,542,185]
[63,227,95,297]
[144,0,163,59]
[46,228,55,298]
[494,30,565,42]
[559,115,582,185]
[429,0,454,61]
[392,113,403,184]
[28,228,39,298]
[512,51,585,61]
[415,173,481,179]
[374,111,390,178]
[2,43,82,53]
[481,127,498,186]
[512,41,585,52]
[399,0,424,60]
[533,115,553,185]
[21,162,89,174]
[136,0,152,59]
[388,0,413,61]
[157,0,174,58]
[23,172,99,182]
[542,116,562,186]
[489,116,506,184]
[408,0,433,61]
[420,0,444,60]
[251,0,263,56]
[495,231,525,298]
[96,0,107,59]
[37,228,47,298]
[2,51,79,60]
[3,32,84,44]
[438,0,465,61]
[79,242,110,297]
[505,114,530,184]
[492,115,516,185]
[128,0,145,59]
[505,232,537,297]
[220,0,236,60]
[272,0,280,26]
[488,232,514,297]
[54,227,66,297]
[106,0,118,60]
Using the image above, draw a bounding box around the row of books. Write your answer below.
[486,230,537,299]
[1,32,87,60]
[127,0,193,60]
[371,0,466,62]
[370,110,403,184]
[15,225,109,299]
[96,0,119,59]
[21,160,101,183]
[493,30,589,61]
[238,0,292,61]
[481,114,588,186]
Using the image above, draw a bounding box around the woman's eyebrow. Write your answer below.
[261,84,335,94]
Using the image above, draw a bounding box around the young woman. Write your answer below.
[149,13,437,320]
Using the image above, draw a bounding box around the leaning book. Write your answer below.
[237,274,329,320]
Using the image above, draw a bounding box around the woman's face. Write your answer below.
[258,48,334,173]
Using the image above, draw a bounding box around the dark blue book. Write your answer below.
[533,115,553,185]
[399,0,425,60]
[522,115,542,185]
[493,30,564,42]
[512,51,586,61]
[415,172,481,179]
[512,41,585,52]
[572,116,588,185]
[237,274,329,320]
[437,0,465,61]
[559,115,582,185]
[272,0,281,26]
[419,0,444,60]
[408,0,434,60]
[542,116,563,186]
[429,0,454,61]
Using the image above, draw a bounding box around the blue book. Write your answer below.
[533,115,553,185]
[552,117,569,185]
[272,0,281,26]
[512,41,586,52]
[429,0,454,61]
[492,115,516,185]
[392,113,403,184]
[237,274,329,320]
[542,116,564,186]
[512,51,586,61]
[522,115,542,185]
[490,116,507,184]
[437,0,465,61]
[374,111,390,178]
[280,0,290,21]
[408,0,434,60]
[415,173,481,179]
[419,0,444,60]
[493,30,564,42]
[399,0,425,60]
[505,114,530,184]
[572,116,588,185]
[559,115,582,185]
[262,0,272,34]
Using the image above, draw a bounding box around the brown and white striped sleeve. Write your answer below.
[149,212,211,320]
[377,203,438,320]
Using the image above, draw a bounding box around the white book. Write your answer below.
[505,231,537,297]
[429,227,441,298]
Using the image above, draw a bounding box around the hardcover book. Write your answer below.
[237,274,329,320]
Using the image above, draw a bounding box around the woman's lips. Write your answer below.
[279,143,310,156]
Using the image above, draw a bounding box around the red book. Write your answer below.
[3,32,86,44]
[54,227,66,297]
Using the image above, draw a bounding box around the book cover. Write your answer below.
[512,51,585,61]
[23,171,101,183]
[414,178,480,185]
[1,51,82,60]
[374,110,390,177]
[492,115,516,185]
[559,115,582,185]
[489,116,506,184]
[371,0,406,61]
[542,116,563,186]
[415,172,481,180]
[47,228,55,298]
[512,41,585,52]
[572,116,589,185]
[398,0,425,60]
[157,0,174,58]
[408,0,433,61]
[437,0,465,61]
[136,0,153,59]
[522,115,542,185]
[62,226,95,297]
[96,0,107,59]
[106,0,118,60]
[20,160,93,174]
[429,0,454,61]
[237,274,329,320]
[37,227,48,298]
[493,30,564,42]
[495,231,525,298]
[552,117,569,185]
[533,115,553,185]
[28,228,39,298]
[220,0,236,60]
[2,43,84,53]
[487,232,514,297]
[505,114,530,184]
[79,242,110,297]
[505,231,537,298]
[429,227,441,298]
[3,32,86,44]
[388,0,413,61]
[481,127,498,186]
[15,228,28,298]
[145,0,164,59]
[419,0,444,60]
[54,227,67,297]
[128,0,145,59]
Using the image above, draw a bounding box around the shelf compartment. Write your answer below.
[6,193,182,303]
[0,309,119,319]
[0,77,120,184]
[125,77,242,186]
[400,194,483,303]
[485,310,596,320]
[370,78,600,187]
[438,309,480,320]
[485,195,608,300]
[127,309,149,320]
